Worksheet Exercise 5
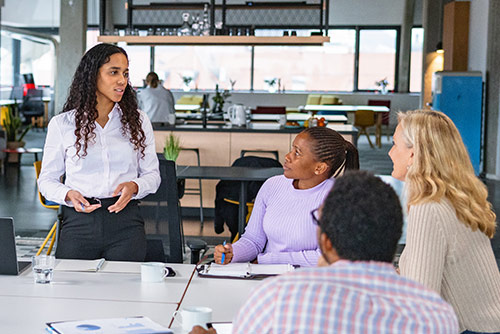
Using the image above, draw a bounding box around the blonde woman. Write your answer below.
[389,109,500,334]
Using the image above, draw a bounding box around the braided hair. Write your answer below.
[62,43,146,158]
[303,127,359,177]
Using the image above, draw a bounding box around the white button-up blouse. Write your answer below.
[38,103,161,205]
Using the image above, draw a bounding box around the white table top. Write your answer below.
[252,113,348,123]
[300,104,390,112]
[0,295,177,333]
[0,261,195,304]
[180,273,262,322]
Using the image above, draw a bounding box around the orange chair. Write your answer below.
[354,110,376,148]
[34,161,60,255]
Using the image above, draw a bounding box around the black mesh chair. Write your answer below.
[140,154,183,263]
[20,89,44,128]
[214,156,283,241]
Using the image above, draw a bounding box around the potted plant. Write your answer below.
[181,75,193,92]
[212,84,231,114]
[264,78,278,93]
[1,103,31,162]
[163,132,181,161]
[375,78,389,94]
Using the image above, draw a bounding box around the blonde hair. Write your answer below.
[399,110,496,238]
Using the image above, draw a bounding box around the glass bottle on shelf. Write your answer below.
[178,12,192,36]
[191,14,201,36]
[202,4,210,36]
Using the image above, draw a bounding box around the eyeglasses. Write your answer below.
[311,208,321,226]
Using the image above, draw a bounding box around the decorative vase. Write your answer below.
[183,84,191,92]
[6,140,25,163]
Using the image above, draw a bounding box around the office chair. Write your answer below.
[21,89,45,128]
[354,110,376,148]
[34,161,61,256]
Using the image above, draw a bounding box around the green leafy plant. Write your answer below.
[1,102,31,142]
[264,78,278,87]
[212,84,231,113]
[163,132,181,161]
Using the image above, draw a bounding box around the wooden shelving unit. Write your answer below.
[97,35,330,46]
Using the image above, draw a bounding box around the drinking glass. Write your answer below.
[32,255,55,284]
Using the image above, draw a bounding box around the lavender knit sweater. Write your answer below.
[231,175,334,267]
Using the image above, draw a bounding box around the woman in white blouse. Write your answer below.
[38,43,161,261]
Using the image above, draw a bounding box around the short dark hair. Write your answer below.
[302,127,359,178]
[319,171,403,262]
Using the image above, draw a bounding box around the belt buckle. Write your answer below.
[89,197,101,205]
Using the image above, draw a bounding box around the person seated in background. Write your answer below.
[137,71,176,125]
[389,109,500,334]
[214,126,359,267]
[191,171,458,334]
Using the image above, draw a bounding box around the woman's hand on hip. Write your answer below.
[108,181,139,213]
[214,243,234,265]
[65,190,101,213]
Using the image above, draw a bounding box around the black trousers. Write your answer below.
[56,198,146,262]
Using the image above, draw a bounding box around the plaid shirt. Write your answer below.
[233,260,458,334]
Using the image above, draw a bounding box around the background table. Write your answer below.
[301,104,390,147]
[177,166,283,235]
[0,262,195,304]
[0,295,177,333]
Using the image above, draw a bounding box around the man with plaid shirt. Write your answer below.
[191,172,458,334]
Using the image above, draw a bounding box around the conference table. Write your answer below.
[177,165,284,236]
[300,104,390,147]
[0,260,262,333]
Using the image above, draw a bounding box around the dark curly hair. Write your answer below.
[62,43,146,158]
[319,171,403,262]
[302,127,359,178]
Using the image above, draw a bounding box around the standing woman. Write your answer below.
[389,110,500,334]
[137,71,176,125]
[38,43,161,261]
[214,127,359,267]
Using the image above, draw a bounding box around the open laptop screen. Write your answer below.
[0,217,31,275]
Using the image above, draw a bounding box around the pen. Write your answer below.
[96,258,105,272]
[221,240,226,264]
[81,203,85,211]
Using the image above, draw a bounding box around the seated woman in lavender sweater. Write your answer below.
[214,127,359,267]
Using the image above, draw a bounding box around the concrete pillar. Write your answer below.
[485,0,500,178]
[55,0,87,117]
[398,0,416,93]
[420,0,445,108]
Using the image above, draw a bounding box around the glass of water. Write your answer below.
[32,255,56,284]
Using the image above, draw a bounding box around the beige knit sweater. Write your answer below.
[399,199,500,333]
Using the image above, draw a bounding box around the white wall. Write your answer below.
[468,0,489,74]
[0,0,99,27]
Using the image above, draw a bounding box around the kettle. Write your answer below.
[227,104,247,127]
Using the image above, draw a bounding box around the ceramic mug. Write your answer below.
[173,306,212,331]
[140,262,168,283]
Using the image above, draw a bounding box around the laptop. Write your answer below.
[0,217,31,275]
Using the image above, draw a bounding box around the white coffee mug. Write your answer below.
[173,306,212,331]
[141,262,168,283]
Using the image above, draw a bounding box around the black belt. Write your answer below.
[84,196,138,208]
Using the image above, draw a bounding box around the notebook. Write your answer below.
[197,262,295,279]
[0,217,31,275]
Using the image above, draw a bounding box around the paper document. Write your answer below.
[54,259,105,272]
[198,262,295,279]
[46,316,172,334]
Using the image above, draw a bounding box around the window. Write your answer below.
[253,29,355,92]
[358,29,397,91]
[155,46,252,90]
[122,46,151,87]
[0,35,14,88]
[20,39,54,86]
[409,27,423,92]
